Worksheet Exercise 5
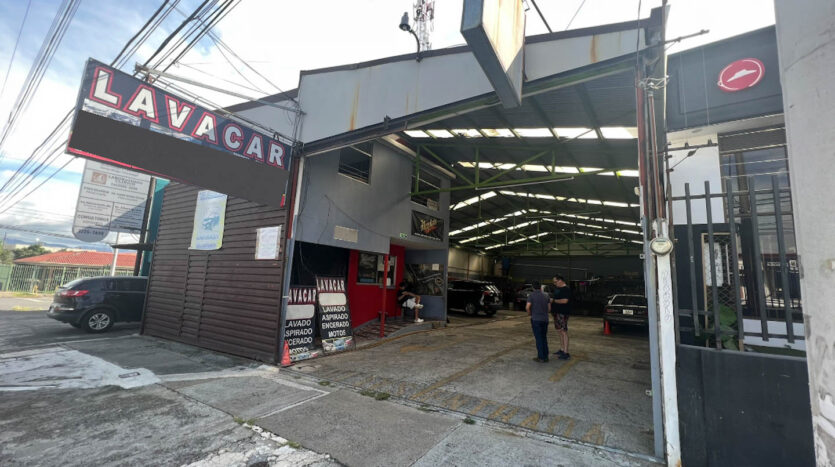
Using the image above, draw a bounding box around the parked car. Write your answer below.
[447,280,502,316]
[47,276,148,333]
[603,294,648,330]
[514,283,536,309]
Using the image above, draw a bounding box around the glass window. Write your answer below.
[338,142,373,183]
[121,278,147,292]
[411,168,441,209]
[356,252,396,286]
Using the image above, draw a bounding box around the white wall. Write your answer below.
[667,142,726,225]
[774,1,835,464]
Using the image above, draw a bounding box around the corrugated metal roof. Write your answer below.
[15,251,137,268]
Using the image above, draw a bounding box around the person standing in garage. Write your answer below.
[551,275,571,360]
[526,280,550,362]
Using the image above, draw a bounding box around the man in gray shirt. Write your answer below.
[526,280,550,362]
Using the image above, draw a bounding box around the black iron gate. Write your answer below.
[670,176,814,466]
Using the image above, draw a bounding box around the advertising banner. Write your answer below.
[315,276,354,353]
[411,211,444,241]
[190,190,227,250]
[285,286,318,361]
[67,58,291,207]
[72,159,151,242]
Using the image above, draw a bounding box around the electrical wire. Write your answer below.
[0,0,33,105]
[0,1,177,212]
[564,0,587,31]
[1,0,243,214]
[0,0,81,156]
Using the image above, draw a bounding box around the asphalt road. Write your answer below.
[0,297,140,353]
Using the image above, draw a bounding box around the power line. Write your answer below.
[0,0,33,105]
[0,1,177,212]
[0,0,81,157]
[565,0,587,31]
[0,0,244,214]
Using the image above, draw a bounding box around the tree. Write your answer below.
[0,249,13,264]
[13,244,49,260]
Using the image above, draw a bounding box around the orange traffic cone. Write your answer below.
[280,340,292,367]
[603,320,612,336]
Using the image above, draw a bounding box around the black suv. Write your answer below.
[47,276,148,333]
[447,280,502,316]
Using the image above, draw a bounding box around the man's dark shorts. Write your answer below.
[553,313,569,331]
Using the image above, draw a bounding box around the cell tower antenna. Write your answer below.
[412,0,435,51]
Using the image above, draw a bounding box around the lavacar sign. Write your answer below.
[285,286,317,356]
[67,59,291,207]
[411,211,444,241]
[315,276,354,353]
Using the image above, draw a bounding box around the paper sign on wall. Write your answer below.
[190,190,227,250]
[255,225,282,260]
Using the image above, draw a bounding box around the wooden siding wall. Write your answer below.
[142,183,287,363]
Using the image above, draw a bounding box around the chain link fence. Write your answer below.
[0,263,134,293]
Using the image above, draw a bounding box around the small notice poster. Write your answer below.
[190,190,227,250]
[315,276,354,353]
[285,286,319,362]
[255,225,282,260]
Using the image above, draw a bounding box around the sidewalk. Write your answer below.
[0,331,658,466]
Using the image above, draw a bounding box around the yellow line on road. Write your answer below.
[469,399,489,415]
[488,405,519,423]
[549,357,581,382]
[519,413,541,430]
[444,393,469,411]
[411,339,532,401]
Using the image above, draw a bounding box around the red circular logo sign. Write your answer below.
[717,58,765,92]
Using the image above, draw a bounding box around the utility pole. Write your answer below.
[110,232,120,276]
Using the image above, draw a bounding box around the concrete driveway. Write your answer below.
[0,300,658,466]
[289,312,655,456]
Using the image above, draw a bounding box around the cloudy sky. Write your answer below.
[0,0,776,249]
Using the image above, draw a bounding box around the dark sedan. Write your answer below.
[447,280,502,316]
[47,276,147,333]
[603,294,648,330]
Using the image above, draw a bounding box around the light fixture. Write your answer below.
[398,12,422,61]
[474,177,575,190]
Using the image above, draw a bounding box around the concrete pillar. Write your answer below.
[774,1,835,464]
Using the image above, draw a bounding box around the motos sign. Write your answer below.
[67,58,292,207]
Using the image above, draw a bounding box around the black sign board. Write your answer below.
[315,276,354,353]
[285,286,317,353]
[666,26,783,132]
[411,211,444,241]
[67,59,291,207]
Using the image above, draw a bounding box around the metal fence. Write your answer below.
[0,263,134,293]
[673,176,803,352]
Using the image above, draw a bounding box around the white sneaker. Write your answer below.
[415,304,424,309]
[415,318,424,323]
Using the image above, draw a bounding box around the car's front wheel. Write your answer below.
[82,309,114,333]
[464,302,478,316]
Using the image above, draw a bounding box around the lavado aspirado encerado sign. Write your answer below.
[67,58,291,207]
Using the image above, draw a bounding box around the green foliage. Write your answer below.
[13,244,49,260]
[0,249,13,263]
[463,417,476,425]
[698,304,740,350]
